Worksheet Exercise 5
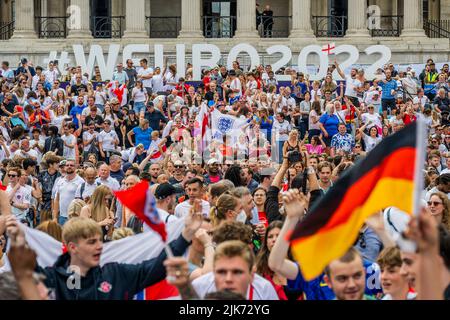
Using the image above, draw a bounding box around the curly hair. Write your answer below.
[212,221,253,245]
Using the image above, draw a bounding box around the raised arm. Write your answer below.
[268,189,307,280]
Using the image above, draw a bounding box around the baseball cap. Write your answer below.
[207,158,219,165]
[155,183,176,200]
[228,69,236,76]
[59,159,67,166]
[110,98,120,105]
[21,57,28,64]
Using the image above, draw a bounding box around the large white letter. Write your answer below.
[73,44,120,80]
[176,44,186,79]
[227,44,260,71]
[154,44,165,71]
[297,45,328,81]
[122,44,150,66]
[192,44,221,81]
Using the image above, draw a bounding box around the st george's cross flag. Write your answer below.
[114,180,167,242]
[289,121,425,281]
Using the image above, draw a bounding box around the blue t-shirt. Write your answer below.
[69,105,86,129]
[133,126,153,150]
[319,113,339,137]
[379,79,397,100]
[288,260,382,300]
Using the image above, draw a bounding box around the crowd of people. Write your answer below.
[0,53,449,300]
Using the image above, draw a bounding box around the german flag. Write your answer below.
[290,121,424,281]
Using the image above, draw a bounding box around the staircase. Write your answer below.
[424,19,450,38]
[0,21,14,40]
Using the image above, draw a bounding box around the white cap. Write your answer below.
[207,158,219,165]
[383,207,416,252]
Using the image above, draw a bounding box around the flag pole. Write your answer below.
[413,118,426,217]
[399,119,426,253]
[164,242,174,258]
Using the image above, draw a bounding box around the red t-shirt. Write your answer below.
[403,114,416,125]
[258,211,268,228]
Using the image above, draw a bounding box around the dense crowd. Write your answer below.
[0,54,449,300]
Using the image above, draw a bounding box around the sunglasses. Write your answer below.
[427,201,442,206]
[175,165,184,169]
[8,174,18,178]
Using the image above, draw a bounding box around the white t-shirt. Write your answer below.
[413,95,429,108]
[43,69,60,83]
[29,138,45,164]
[6,185,32,219]
[98,130,118,152]
[163,71,179,91]
[94,91,107,105]
[345,76,361,98]
[132,87,147,103]
[143,208,178,233]
[361,113,382,128]
[272,120,291,141]
[192,272,279,300]
[96,176,120,191]
[363,135,382,153]
[12,149,39,161]
[83,131,98,152]
[151,74,165,93]
[54,175,85,218]
[138,67,154,88]
[230,78,242,97]
[174,199,211,219]
[74,181,100,201]
[61,134,76,159]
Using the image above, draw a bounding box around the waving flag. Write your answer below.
[210,108,248,144]
[290,121,425,281]
[114,180,167,242]
[107,81,128,106]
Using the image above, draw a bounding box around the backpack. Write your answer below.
[80,181,101,199]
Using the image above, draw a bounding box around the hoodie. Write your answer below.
[37,234,190,300]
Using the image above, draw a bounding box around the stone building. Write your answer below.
[0,0,449,70]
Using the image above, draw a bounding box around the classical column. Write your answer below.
[67,0,92,38]
[402,0,426,37]
[290,0,314,38]
[345,0,369,37]
[11,0,37,38]
[123,0,147,38]
[235,0,258,38]
[178,0,203,38]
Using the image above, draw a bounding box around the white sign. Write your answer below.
[47,44,392,81]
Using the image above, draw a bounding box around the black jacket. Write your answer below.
[44,136,64,156]
[38,234,190,300]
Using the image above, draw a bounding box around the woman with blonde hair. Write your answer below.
[80,185,115,239]
[209,193,242,227]
[36,220,63,242]
[67,199,86,219]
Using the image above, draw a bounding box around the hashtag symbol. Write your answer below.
[43,51,71,69]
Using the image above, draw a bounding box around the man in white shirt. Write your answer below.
[75,167,100,202]
[96,164,120,191]
[137,58,153,95]
[13,139,38,162]
[174,178,210,218]
[6,167,32,222]
[191,240,279,300]
[336,61,362,107]
[271,112,291,163]
[52,159,84,225]
[43,61,60,84]
[144,183,178,233]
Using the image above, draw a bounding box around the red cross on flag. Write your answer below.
[322,43,336,55]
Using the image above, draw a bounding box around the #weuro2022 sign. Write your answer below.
[45,43,391,81]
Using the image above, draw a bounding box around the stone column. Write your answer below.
[402,0,426,37]
[178,0,203,38]
[290,0,314,38]
[345,0,369,37]
[235,0,258,38]
[123,0,148,38]
[67,0,92,38]
[12,0,37,38]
